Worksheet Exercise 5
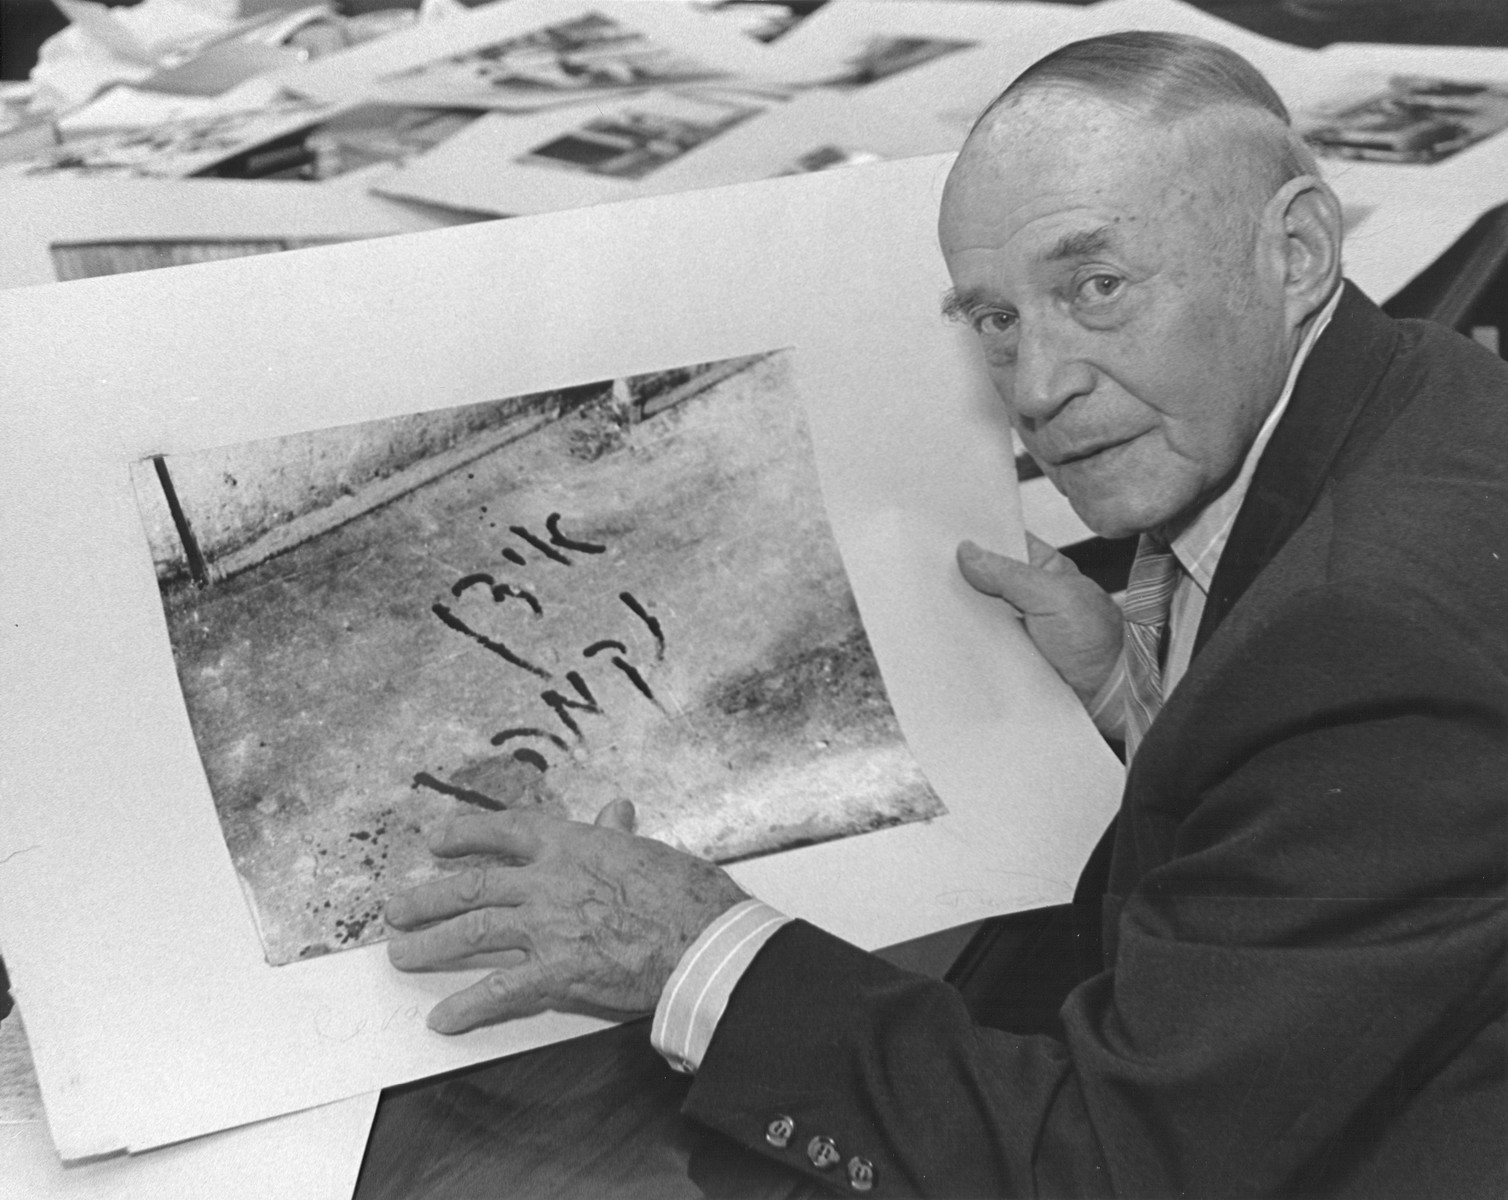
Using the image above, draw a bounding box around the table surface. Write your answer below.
[352,924,980,1199]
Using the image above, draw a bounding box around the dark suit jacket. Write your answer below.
[682,285,1508,1197]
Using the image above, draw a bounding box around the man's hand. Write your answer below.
[385,800,748,1034]
[958,533,1124,705]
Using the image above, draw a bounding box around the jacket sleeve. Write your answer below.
[681,582,1508,1199]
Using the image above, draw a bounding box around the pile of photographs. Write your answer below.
[3,0,1506,288]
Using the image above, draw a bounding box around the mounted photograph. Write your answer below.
[130,350,944,967]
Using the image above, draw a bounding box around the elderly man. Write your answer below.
[384,32,1507,1197]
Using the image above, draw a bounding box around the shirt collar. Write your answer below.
[1169,284,1343,591]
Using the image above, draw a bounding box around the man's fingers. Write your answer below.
[428,810,547,860]
[426,962,549,1034]
[1025,530,1074,573]
[385,864,530,930]
[593,798,636,833]
[387,905,530,971]
[957,539,1075,616]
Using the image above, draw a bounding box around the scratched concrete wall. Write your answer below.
[134,364,749,584]
[133,384,609,583]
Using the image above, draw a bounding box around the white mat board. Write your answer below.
[274,0,781,104]
[0,176,476,288]
[375,86,960,216]
[0,155,1123,1159]
[755,0,1091,87]
[0,1094,377,1200]
[1295,42,1508,212]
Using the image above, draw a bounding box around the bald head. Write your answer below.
[960,33,1320,250]
[977,31,1319,185]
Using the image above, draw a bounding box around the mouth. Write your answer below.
[1047,435,1137,469]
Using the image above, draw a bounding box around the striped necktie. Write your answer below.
[1123,534,1180,760]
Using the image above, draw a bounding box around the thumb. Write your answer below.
[957,539,1075,617]
[593,798,637,833]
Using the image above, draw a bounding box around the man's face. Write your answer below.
[939,91,1295,539]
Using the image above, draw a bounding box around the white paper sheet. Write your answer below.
[754,0,1088,89]
[274,0,782,105]
[375,86,960,216]
[0,156,1122,1158]
[2,1000,375,1199]
[0,176,479,288]
[0,1098,378,1200]
[1293,42,1508,212]
[766,1,1101,133]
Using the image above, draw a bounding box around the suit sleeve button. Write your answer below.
[807,1136,841,1169]
[764,1115,795,1149]
[847,1156,876,1192]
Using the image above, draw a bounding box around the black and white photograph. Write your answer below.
[4,96,338,178]
[1301,73,1508,163]
[518,92,762,180]
[374,11,737,111]
[777,142,885,173]
[131,350,943,966]
[803,32,976,89]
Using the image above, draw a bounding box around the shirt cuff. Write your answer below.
[651,898,790,1075]
[1086,648,1129,740]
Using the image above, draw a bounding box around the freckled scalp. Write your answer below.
[964,30,1319,198]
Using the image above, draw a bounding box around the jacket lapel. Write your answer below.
[1192,282,1402,656]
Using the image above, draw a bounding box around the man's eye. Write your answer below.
[1077,273,1124,303]
[971,310,1016,335]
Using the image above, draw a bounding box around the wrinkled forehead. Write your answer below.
[940,89,1194,247]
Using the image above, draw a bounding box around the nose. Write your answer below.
[1005,320,1096,430]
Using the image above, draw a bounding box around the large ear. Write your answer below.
[1265,174,1343,329]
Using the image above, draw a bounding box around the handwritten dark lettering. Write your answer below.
[412,771,506,812]
[451,573,495,598]
[546,513,606,554]
[583,639,627,657]
[431,603,550,679]
[619,592,665,660]
[511,525,571,565]
[540,671,601,739]
[491,727,570,750]
[610,656,658,704]
[490,583,543,615]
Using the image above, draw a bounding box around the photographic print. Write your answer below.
[296,105,480,180]
[1301,74,1508,164]
[777,144,886,174]
[802,34,975,90]
[5,97,338,179]
[0,1013,43,1125]
[49,237,349,281]
[518,92,761,181]
[374,11,737,112]
[132,351,944,966]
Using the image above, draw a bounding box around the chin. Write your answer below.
[1066,491,1187,541]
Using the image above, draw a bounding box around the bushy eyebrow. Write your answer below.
[1040,225,1115,264]
[941,225,1119,321]
[940,287,979,322]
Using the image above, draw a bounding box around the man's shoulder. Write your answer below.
[1327,295,1508,478]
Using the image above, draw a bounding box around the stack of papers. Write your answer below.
[2,0,1506,295]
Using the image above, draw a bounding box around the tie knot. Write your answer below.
[1123,534,1179,628]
